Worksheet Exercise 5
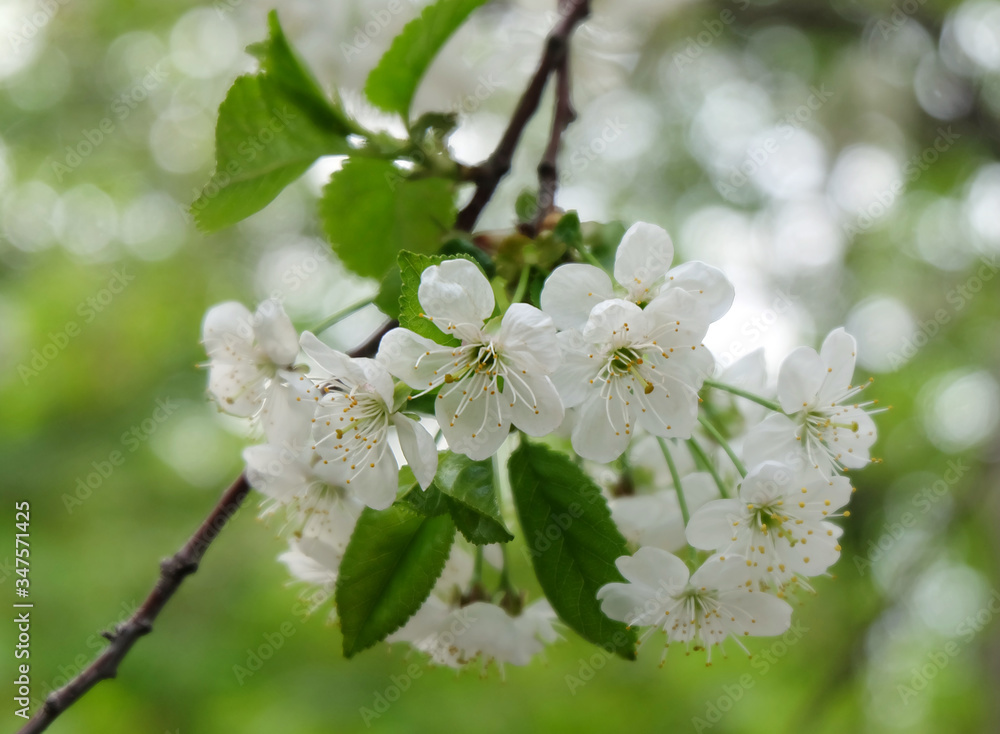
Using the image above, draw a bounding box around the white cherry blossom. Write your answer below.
[597,547,792,662]
[202,299,299,418]
[298,331,437,510]
[744,328,878,476]
[554,291,714,462]
[540,221,735,331]
[685,461,852,587]
[378,259,564,461]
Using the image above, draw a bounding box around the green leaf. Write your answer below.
[192,11,355,232]
[365,0,489,119]
[435,452,513,544]
[321,159,456,280]
[509,441,638,660]
[553,211,583,250]
[397,250,476,346]
[374,266,403,319]
[336,504,456,658]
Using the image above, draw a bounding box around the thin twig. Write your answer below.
[525,53,575,237]
[455,0,591,232]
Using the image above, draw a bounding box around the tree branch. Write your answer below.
[455,0,591,232]
[22,4,594,730]
[18,334,384,734]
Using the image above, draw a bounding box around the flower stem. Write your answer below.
[686,437,731,499]
[472,545,484,588]
[702,378,783,412]
[657,437,690,526]
[698,415,748,478]
[511,263,531,305]
[310,297,374,335]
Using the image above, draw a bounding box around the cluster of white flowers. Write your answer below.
[201,221,881,668]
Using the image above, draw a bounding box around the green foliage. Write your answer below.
[191,11,355,231]
[365,0,490,120]
[321,160,457,280]
[335,504,456,658]
[509,440,637,660]
[402,453,513,544]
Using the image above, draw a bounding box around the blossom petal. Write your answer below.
[208,362,266,416]
[614,222,674,302]
[618,546,690,588]
[571,392,632,463]
[377,328,462,389]
[596,583,662,627]
[202,301,255,360]
[777,346,825,413]
[418,259,494,333]
[502,371,564,436]
[300,331,365,384]
[743,413,803,469]
[355,357,396,408]
[255,299,299,366]
[343,451,399,510]
[582,298,645,346]
[550,331,599,408]
[243,443,310,504]
[717,588,792,637]
[816,327,857,405]
[540,264,614,331]
[393,414,439,489]
[685,499,744,551]
[436,379,510,461]
[663,261,735,322]
[497,303,560,373]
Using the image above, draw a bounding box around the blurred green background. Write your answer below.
[2,0,1000,731]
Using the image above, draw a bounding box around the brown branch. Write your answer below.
[18,335,383,734]
[524,53,576,238]
[455,0,591,232]
[19,472,251,734]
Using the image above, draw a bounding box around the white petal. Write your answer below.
[299,332,364,383]
[551,331,599,408]
[663,261,735,322]
[743,413,804,469]
[418,259,494,332]
[377,328,462,389]
[777,346,825,413]
[393,414,439,489]
[614,222,674,302]
[260,377,315,448]
[685,499,744,551]
[502,372,564,436]
[354,357,396,407]
[243,443,310,503]
[739,461,795,505]
[571,391,632,463]
[255,299,299,366]
[618,545,690,588]
[436,379,510,461]
[717,588,792,637]
[208,362,267,417]
[344,453,399,510]
[816,327,857,405]
[540,264,614,331]
[202,301,255,360]
[596,583,663,627]
[582,298,645,346]
[497,304,560,373]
